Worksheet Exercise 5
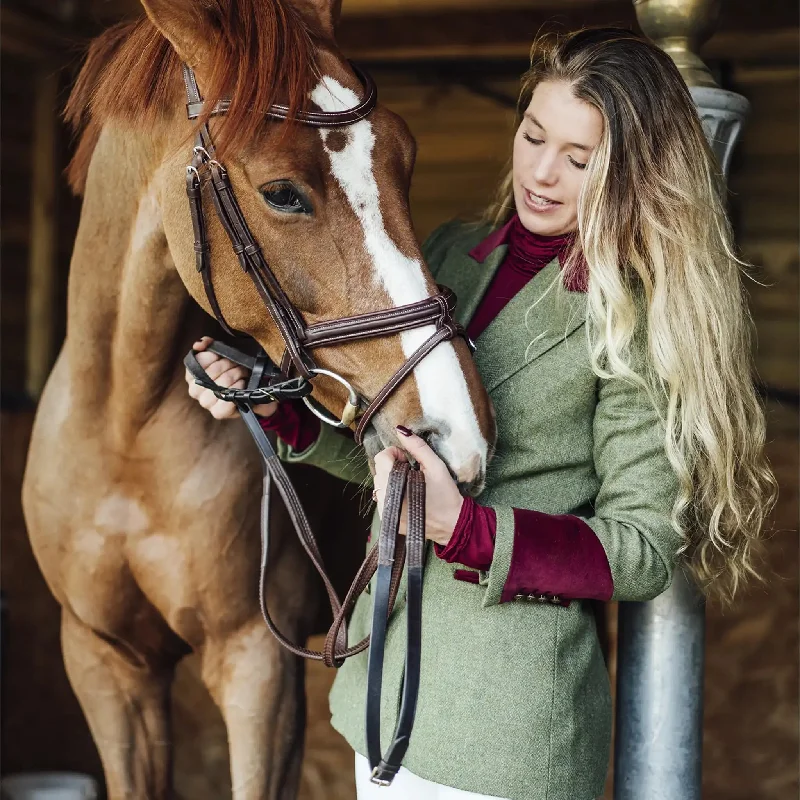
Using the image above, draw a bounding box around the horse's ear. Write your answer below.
[139,0,211,69]
[294,0,343,40]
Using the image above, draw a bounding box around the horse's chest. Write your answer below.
[42,431,260,645]
[60,495,158,628]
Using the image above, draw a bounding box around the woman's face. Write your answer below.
[512,80,603,236]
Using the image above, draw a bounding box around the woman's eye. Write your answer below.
[261,182,311,214]
[523,132,543,145]
[568,156,588,170]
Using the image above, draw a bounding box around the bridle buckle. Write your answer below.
[369,767,392,787]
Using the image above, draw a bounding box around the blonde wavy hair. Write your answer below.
[487,27,777,604]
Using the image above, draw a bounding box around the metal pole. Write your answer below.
[614,3,750,799]
[615,573,707,800]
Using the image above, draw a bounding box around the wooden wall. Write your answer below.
[0,11,79,404]
[0,46,36,399]
[729,64,799,395]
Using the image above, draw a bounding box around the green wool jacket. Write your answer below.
[278,221,681,800]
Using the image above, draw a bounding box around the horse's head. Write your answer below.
[141,0,495,488]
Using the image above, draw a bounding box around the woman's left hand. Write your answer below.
[373,427,464,547]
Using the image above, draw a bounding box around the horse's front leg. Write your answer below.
[61,609,177,799]
[200,618,307,800]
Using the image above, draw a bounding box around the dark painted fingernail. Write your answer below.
[396,425,413,437]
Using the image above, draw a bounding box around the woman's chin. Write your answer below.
[516,205,571,237]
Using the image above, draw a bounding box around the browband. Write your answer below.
[183,62,378,127]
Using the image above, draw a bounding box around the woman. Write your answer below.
[187,28,776,800]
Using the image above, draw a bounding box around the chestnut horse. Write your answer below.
[21,1,494,797]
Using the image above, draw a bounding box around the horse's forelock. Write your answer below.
[65,1,321,194]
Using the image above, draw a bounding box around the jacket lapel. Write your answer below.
[435,241,507,328]
[475,259,587,394]
[434,225,588,395]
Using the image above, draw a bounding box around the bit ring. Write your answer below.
[302,368,361,429]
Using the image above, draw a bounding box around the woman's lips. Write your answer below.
[523,188,562,213]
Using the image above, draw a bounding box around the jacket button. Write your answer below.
[514,593,525,601]
[526,593,536,601]
[537,594,549,603]
[550,595,561,604]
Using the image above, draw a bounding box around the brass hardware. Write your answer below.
[633,0,721,88]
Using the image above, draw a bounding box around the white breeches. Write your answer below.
[355,753,511,800]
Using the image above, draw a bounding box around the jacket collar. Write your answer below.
[437,226,587,394]
[468,215,515,263]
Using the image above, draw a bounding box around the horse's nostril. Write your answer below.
[417,429,435,447]
[458,475,485,498]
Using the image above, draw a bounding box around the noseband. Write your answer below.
[181,63,471,786]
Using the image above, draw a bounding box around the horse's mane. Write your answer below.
[65,2,320,195]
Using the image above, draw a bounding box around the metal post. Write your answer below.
[615,573,707,800]
[614,2,750,799]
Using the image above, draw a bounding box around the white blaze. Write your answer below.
[311,77,487,478]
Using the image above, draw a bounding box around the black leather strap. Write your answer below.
[185,149,238,337]
[354,319,463,444]
[183,346,311,405]
[204,159,313,378]
[365,462,425,786]
[185,342,414,675]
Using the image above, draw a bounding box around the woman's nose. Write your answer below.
[533,151,559,185]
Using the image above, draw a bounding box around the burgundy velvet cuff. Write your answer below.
[434,496,497,572]
[256,401,321,453]
[500,509,613,604]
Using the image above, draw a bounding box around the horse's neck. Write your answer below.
[66,123,197,443]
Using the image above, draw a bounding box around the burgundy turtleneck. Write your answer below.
[258,216,614,605]
[467,214,574,340]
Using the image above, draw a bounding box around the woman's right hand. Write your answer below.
[185,336,278,420]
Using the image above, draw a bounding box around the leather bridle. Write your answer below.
[181,61,472,443]
[180,62,471,785]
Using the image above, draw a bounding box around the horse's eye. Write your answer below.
[261,182,311,214]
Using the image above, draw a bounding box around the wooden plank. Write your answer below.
[735,130,799,157]
[343,0,610,15]
[738,94,800,121]
[347,30,798,65]
[1,218,32,245]
[25,68,60,399]
[741,237,800,262]
[705,29,799,63]
[738,205,800,238]
[91,0,618,21]
[734,64,800,86]
[338,1,798,63]
[730,157,800,193]
[752,314,800,393]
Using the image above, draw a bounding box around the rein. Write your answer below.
[181,62,466,785]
